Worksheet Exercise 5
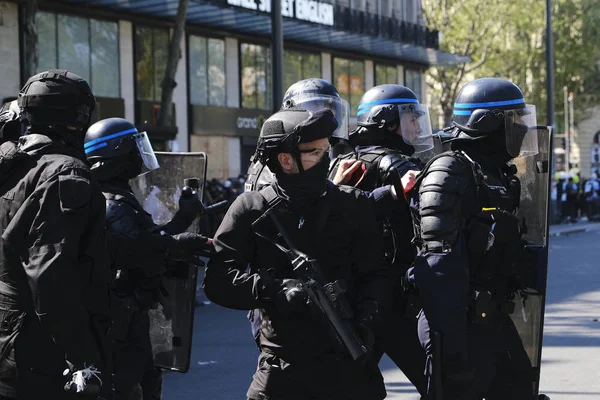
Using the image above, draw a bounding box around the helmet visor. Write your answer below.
[399,103,434,154]
[284,93,349,141]
[134,131,160,173]
[504,104,538,158]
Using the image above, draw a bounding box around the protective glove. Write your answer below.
[275,279,310,315]
[178,186,205,218]
[170,232,213,261]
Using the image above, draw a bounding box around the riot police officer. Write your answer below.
[84,118,212,400]
[244,78,350,192]
[328,84,433,395]
[0,70,111,399]
[409,78,542,399]
[204,109,392,400]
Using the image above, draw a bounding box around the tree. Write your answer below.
[158,0,189,128]
[423,0,600,129]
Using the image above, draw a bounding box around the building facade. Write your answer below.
[2,0,466,179]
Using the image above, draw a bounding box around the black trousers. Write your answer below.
[373,294,427,396]
[418,311,534,400]
[113,310,163,400]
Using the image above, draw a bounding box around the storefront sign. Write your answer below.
[192,105,268,136]
[226,0,334,27]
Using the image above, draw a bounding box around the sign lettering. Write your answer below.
[226,0,334,27]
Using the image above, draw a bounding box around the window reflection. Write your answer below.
[241,43,271,110]
[36,11,120,98]
[135,26,169,102]
[334,57,364,116]
[375,64,397,85]
[283,50,321,91]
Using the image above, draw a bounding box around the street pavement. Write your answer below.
[163,226,600,399]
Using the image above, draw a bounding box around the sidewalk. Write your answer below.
[549,221,600,237]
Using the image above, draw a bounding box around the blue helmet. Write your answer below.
[355,84,433,154]
[452,78,538,158]
[84,117,159,180]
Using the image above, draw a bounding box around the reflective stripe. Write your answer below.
[84,128,137,149]
[453,98,525,109]
[357,97,419,111]
[453,110,472,116]
[84,142,107,154]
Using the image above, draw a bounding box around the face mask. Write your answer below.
[275,153,330,207]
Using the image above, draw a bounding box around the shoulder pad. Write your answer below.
[58,173,91,212]
[379,153,417,177]
[419,153,473,194]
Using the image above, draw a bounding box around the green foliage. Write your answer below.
[424,0,600,128]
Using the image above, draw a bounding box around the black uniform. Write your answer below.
[0,135,111,399]
[409,145,534,399]
[330,144,427,394]
[204,180,391,400]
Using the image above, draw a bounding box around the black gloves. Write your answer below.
[170,232,213,260]
[178,186,205,219]
[275,279,309,315]
[257,272,310,315]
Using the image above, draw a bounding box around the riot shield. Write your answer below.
[130,151,207,373]
[510,126,552,395]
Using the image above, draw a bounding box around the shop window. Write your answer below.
[240,43,271,110]
[405,68,422,98]
[135,26,169,102]
[283,50,321,92]
[36,11,120,98]
[375,64,397,86]
[333,57,364,116]
[189,36,226,107]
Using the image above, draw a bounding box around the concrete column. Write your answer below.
[172,35,189,151]
[227,137,241,177]
[0,2,21,99]
[397,65,405,85]
[118,20,135,122]
[321,52,332,82]
[225,37,239,108]
[364,60,374,90]
[421,70,427,105]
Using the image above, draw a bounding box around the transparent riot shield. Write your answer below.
[418,133,445,164]
[130,151,207,373]
[510,126,552,395]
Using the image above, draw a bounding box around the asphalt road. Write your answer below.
[163,230,600,399]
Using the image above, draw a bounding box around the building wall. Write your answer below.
[572,106,600,178]
[119,20,135,122]
[0,2,21,100]
[8,5,430,180]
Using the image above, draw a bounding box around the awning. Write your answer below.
[45,0,470,66]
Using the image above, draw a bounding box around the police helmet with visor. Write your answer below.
[281,78,349,142]
[452,77,538,158]
[355,84,434,154]
[84,117,159,180]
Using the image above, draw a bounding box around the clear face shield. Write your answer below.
[398,103,434,154]
[504,104,538,158]
[286,93,350,142]
[134,131,160,174]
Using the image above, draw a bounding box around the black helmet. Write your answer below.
[281,78,349,141]
[0,100,22,143]
[84,117,159,180]
[353,84,433,154]
[18,69,96,132]
[255,109,337,166]
[452,78,538,158]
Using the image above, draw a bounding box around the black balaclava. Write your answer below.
[272,109,337,209]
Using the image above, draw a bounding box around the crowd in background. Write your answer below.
[552,171,600,224]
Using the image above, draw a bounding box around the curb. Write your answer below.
[549,225,600,237]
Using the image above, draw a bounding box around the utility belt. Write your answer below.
[468,289,516,324]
